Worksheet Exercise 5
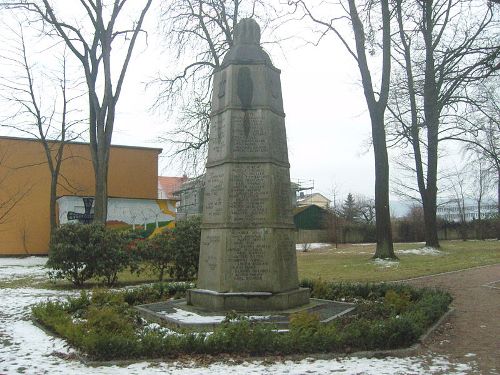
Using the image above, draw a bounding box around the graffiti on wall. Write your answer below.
[67,197,94,224]
[58,196,177,238]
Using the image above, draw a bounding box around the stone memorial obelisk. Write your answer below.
[187,18,309,312]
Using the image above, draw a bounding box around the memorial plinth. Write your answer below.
[187,18,309,312]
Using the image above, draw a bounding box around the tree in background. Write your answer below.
[388,0,499,248]
[153,0,278,175]
[0,24,83,236]
[288,0,396,258]
[342,193,359,223]
[452,81,499,238]
[3,0,154,223]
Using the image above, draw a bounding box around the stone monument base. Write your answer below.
[187,287,310,312]
[135,297,356,330]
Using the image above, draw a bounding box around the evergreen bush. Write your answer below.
[47,223,133,286]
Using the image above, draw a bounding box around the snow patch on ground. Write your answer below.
[0,256,48,282]
[397,247,444,256]
[157,308,274,325]
[373,258,400,268]
[296,243,332,251]
[0,258,479,374]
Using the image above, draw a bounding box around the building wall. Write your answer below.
[0,137,160,255]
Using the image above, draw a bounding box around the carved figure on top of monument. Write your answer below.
[221,18,272,68]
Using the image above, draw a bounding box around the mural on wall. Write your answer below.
[58,196,177,238]
[67,197,94,224]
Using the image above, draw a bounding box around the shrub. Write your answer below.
[47,223,133,286]
[47,224,104,286]
[170,216,201,280]
[94,230,133,286]
[138,230,175,281]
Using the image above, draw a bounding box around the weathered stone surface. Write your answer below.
[190,18,309,312]
[211,65,284,115]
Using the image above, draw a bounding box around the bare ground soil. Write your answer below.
[404,263,500,374]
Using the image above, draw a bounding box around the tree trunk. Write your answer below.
[347,0,395,259]
[49,173,58,241]
[422,0,441,248]
[497,168,500,240]
[422,193,439,247]
[94,156,109,223]
[371,109,396,259]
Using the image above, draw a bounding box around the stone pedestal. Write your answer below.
[188,18,309,312]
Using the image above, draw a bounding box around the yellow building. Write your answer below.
[0,136,161,255]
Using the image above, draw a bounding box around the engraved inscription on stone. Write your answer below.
[218,71,226,98]
[227,230,270,282]
[208,115,226,161]
[271,116,288,162]
[229,164,269,223]
[201,233,221,272]
[232,112,268,155]
[203,169,225,221]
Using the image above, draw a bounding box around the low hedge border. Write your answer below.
[32,280,452,361]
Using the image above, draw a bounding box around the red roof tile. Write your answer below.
[158,175,188,199]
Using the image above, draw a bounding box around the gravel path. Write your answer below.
[404,264,500,375]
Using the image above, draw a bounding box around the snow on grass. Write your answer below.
[373,258,400,268]
[396,247,444,256]
[0,256,48,282]
[0,259,479,374]
[296,243,332,251]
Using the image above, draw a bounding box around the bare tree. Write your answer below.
[3,0,154,222]
[388,0,499,248]
[453,82,499,237]
[355,194,376,224]
[448,166,469,240]
[470,158,494,239]
[288,0,396,258]
[153,0,278,175]
[0,24,83,236]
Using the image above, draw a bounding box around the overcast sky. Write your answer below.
[0,1,472,208]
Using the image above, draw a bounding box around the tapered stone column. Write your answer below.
[187,18,309,312]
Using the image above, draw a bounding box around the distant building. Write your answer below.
[293,204,331,230]
[436,200,497,222]
[158,175,188,200]
[296,192,331,209]
[174,176,205,218]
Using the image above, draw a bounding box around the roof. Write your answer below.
[0,135,163,153]
[158,175,188,199]
[297,192,331,203]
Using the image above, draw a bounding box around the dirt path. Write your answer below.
[403,264,500,374]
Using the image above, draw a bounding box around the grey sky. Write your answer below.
[0,1,478,206]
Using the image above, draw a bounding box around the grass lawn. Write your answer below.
[297,240,500,282]
[0,267,164,290]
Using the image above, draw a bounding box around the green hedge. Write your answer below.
[32,280,452,360]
